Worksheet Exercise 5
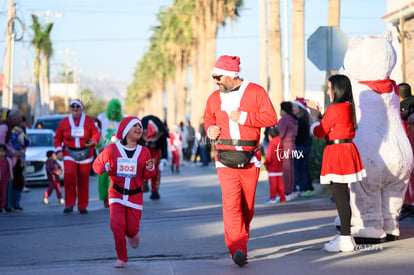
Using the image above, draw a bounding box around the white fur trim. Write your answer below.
[212,67,239,77]
[310,121,320,135]
[268,172,283,176]
[122,119,142,139]
[70,99,83,110]
[238,111,247,125]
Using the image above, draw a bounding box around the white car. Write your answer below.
[25,129,64,186]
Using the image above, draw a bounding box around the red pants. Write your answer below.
[268,175,286,202]
[44,180,63,199]
[217,165,260,257]
[171,150,180,168]
[110,203,141,262]
[63,160,91,211]
[148,147,161,192]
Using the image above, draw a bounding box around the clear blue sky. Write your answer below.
[1,0,387,92]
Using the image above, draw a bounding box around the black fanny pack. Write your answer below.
[216,147,259,169]
[65,147,91,161]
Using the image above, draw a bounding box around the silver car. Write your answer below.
[25,129,64,186]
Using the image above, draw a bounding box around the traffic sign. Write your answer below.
[307,26,349,71]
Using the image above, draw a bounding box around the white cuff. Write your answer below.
[238,111,247,125]
[310,121,320,135]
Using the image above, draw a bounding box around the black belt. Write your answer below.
[66,147,87,151]
[216,139,257,147]
[326,138,353,145]
[113,184,142,195]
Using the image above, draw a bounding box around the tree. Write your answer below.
[268,0,284,112]
[30,14,53,119]
[290,0,305,100]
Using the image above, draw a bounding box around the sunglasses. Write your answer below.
[70,104,81,109]
[212,75,223,81]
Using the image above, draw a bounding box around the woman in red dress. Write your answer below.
[308,74,366,252]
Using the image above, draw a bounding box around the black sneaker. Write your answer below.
[63,207,73,214]
[150,191,160,200]
[232,250,247,267]
[79,209,88,214]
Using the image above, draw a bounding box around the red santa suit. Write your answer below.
[311,102,366,184]
[54,99,100,212]
[169,125,182,171]
[93,117,156,263]
[264,135,285,202]
[204,55,277,264]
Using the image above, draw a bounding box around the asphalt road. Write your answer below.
[1,162,414,275]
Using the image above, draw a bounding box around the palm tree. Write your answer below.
[268,0,284,112]
[290,0,305,100]
[260,0,269,90]
[30,14,53,118]
[41,22,53,115]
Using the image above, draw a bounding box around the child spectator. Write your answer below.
[93,116,156,268]
[10,118,31,211]
[0,144,12,213]
[169,124,182,174]
[264,127,286,204]
[43,151,64,205]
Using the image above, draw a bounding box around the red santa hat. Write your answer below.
[69,98,84,110]
[145,122,157,139]
[117,116,142,140]
[293,97,308,110]
[212,55,241,77]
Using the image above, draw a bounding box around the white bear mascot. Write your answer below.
[343,31,413,243]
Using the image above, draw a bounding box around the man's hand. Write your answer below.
[229,111,241,122]
[208,126,221,139]
[85,139,95,147]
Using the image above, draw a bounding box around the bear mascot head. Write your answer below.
[343,31,413,243]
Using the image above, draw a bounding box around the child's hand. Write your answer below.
[146,159,154,170]
[56,168,62,176]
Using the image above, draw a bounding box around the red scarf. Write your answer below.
[359,78,399,96]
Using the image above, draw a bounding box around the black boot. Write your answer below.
[150,191,160,200]
[176,166,179,174]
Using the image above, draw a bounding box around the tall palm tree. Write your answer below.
[260,0,269,90]
[41,22,53,115]
[268,0,284,112]
[30,15,43,119]
[290,0,305,100]
[30,15,53,118]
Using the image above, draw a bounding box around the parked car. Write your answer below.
[32,114,69,132]
[25,129,64,186]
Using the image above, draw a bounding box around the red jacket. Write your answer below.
[264,136,283,173]
[93,142,156,210]
[204,81,277,167]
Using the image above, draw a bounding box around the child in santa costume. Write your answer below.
[54,99,100,214]
[308,74,366,252]
[204,55,277,267]
[169,124,182,174]
[93,116,155,268]
[264,127,285,204]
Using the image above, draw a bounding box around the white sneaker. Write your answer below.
[286,193,298,202]
[324,235,355,252]
[43,198,49,205]
[59,198,65,205]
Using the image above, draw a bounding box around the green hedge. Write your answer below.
[308,137,325,183]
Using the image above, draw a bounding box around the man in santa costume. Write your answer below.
[95,99,123,208]
[204,55,277,267]
[54,99,100,214]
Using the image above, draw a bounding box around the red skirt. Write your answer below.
[320,143,366,185]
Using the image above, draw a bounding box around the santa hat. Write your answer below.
[145,120,158,139]
[212,55,241,77]
[69,99,84,110]
[117,116,142,140]
[293,97,308,110]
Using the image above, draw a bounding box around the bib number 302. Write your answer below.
[117,158,137,178]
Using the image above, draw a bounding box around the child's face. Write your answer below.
[49,153,57,160]
[127,123,143,141]
[0,149,6,158]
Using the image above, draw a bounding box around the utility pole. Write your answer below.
[2,0,16,109]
